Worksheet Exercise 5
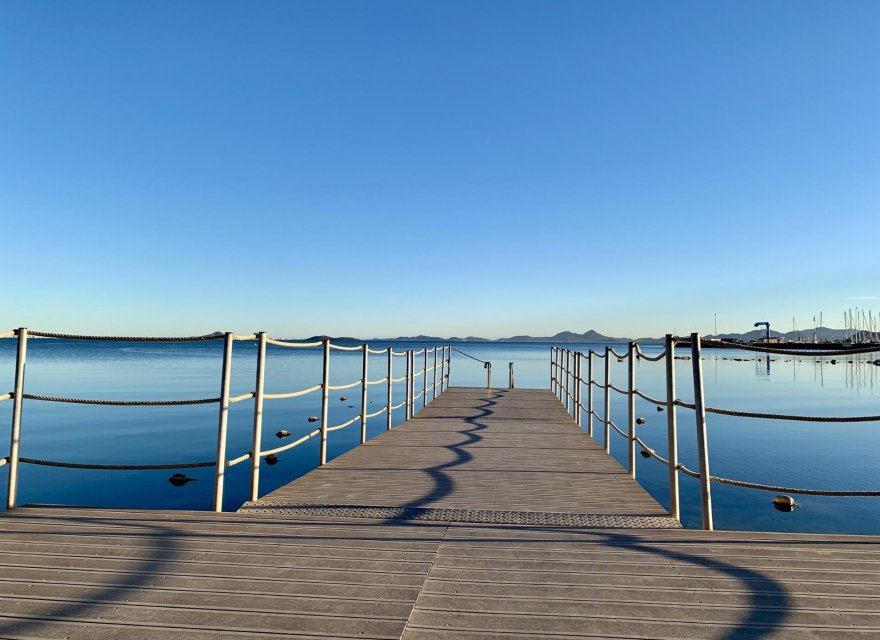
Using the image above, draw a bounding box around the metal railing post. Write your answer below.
[406,350,412,420]
[586,350,593,436]
[249,332,267,502]
[564,350,571,413]
[691,332,714,531]
[509,361,515,389]
[319,339,330,465]
[213,332,234,512]
[574,353,581,427]
[446,345,451,388]
[665,334,680,520]
[433,347,438,400]
[6,328,28,510]
[486,362,492,389]
[423,349,428,409]
[360,344,369,444]
[627,341,636,479]
[550,347,556,394]
[386,348,393,430]
[604,347,611,454]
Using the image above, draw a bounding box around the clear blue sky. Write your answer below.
[2,1,878,338]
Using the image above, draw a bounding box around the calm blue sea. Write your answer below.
[0,339,878,535]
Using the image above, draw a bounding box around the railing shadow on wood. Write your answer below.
[550,334,880,530]
[0,328,457,512]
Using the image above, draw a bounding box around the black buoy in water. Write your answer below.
[339,396,347,401]
[265,454,279,465]
[772,495,797,512]
[275,430,291,439]
[168,473,197,487]
[640,449,652,458]
[636,417,646,425]
[308,416,319,423]
[656,406,664,412]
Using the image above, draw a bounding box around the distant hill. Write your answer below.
[290,327,851,344]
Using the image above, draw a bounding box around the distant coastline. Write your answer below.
[300,327,855,345]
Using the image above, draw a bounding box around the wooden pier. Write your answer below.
[0,388,878,638]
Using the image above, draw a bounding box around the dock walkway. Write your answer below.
[0,388,878,638]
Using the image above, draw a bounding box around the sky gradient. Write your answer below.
[2,1,878,338]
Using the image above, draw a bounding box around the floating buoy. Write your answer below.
[636,417,646,425]
[168,473,197,487]
[265,454,279,466]
[307,416,319,423]
[339,396,347,401]
[772,495,797,512]
[275,430,291,439]
[830,359,837,365]
[640,449,652,458]
[656,406,664,413]
[347,405,355,408]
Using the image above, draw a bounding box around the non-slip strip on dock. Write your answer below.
[237,502,683,528]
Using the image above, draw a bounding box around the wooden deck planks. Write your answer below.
[0,387,877,639]
[247,387,669,518]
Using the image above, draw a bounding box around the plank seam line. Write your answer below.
[400,520,450,640]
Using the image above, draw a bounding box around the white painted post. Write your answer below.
[249,332,267,502]
[627,341,636,479]
[509,361,515,389]
[360,344,369,444]
[691,332,714,531]
[564,350,571,413]
[574,353,581,427]
[433,347,438,400]
[440,346,446,393]
[604,347,611,454]
[423,349,428,409]
[319,339,330,465]
[446,345,451,388]
[213,332,234,512]
[406,350,412,420]
[586,350,593,437]
[386,348,393,430]
[6,328,28,510]
[550,347,556,394]
[486,362,492,389]
[665,334,680,521]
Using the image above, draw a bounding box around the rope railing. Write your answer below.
[367,347,390,355]
[634,346,667,362]
[633,389,666,406]
[265,338,323,348]
[550,333,880,531]
[326,416,360,432]
[26,330,226,342]
[263,384,322,400]
[328,343,363,351]
[22,394,221,406]
[451,346,487,364]
[327,379,363,391]
[673,400,880,423]
[365,406,388,419]
[260,428,322,458]
[0,327,453,512]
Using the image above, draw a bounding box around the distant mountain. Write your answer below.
[294,327,852,344]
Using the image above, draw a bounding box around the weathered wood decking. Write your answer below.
[0,388,878,638]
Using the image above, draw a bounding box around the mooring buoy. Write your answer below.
[265,454,279,466]
[640,449,652,458]
[307,416,319,423]
[656,406,664,412]
[168,473,197,487]
[275,430,291,439]
[772,495,797,512]
[636,417,646,425]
